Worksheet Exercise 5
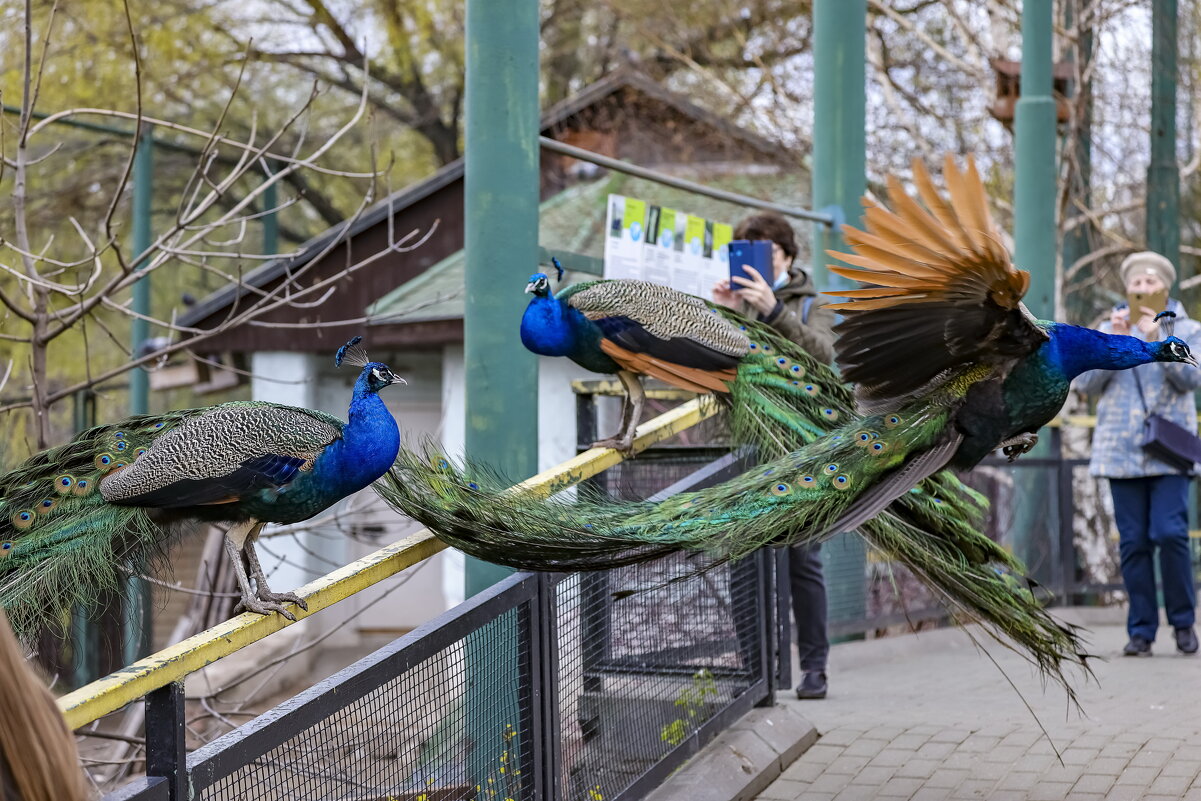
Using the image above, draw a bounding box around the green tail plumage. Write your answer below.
[378,389,1089,695]
[0,413,192,637]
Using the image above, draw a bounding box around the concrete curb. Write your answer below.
[645,703,819,801]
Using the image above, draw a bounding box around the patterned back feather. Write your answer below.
[0,403,349,636]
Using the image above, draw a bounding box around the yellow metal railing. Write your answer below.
[59,397,718,730]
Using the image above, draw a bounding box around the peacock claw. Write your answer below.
[259,590,308,612]
[235,596,299,621]
[590,436,636,457]
[999,432,1039,462]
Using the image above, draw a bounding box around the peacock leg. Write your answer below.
[590,370,644,454]
[244,532,309,614]
[222,520,300,620]
[998,432,1039,462]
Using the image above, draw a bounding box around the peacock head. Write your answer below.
[1152,336,1198,367]
[336,336,407,393]
[525,273,552,297]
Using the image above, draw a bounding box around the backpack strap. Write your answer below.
[801,295,815,325]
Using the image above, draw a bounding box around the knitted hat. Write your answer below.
[1120,251,1176,289]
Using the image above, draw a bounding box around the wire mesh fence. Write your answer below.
[102,443,782,801]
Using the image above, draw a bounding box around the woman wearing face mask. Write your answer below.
[712,211,836,700]
[1076,251,1201,658]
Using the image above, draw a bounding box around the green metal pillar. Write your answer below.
[1061,0,1094,323]
[1014,0,1057,318]
[130,126,153,416]
[463,0,540,598]
[463,1,539,794]
[1148,0,1180,262]
[263,160,279,255]
[811,0,866,292]
[126,126,154,664]
[1012,0,1058,584]
[812,0,867,631]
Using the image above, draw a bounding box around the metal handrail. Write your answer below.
[539,137,837,226]
[58,397,719,730]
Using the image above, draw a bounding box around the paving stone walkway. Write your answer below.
[755,609,1201,801]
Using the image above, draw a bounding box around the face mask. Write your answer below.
[773,271,789,290]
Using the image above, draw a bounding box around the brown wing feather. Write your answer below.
[600,340,735,394]
[821,155,1047,410]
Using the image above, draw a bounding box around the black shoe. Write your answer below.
[1123,636,1153,657]
[1176,627,1198,655]
[796,671,827,699]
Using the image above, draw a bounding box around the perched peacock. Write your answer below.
[379,155,1198,692]
[0,337,404,635]
[520,262,843,455]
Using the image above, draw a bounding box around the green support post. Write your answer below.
[463,0,539,793]
[126,125,154,664]
[811,0,866,292]
[1061,0,1094,324]
[463,0,540,597]
[1148,0,1180,263]
[812,0,867,632]
[263,160,279,256]
[1012,0,1058,584]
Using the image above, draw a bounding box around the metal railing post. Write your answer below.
[144,682,186,801]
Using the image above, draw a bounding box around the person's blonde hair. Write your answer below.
[0,609,86,801]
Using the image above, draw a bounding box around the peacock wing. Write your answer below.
[565,279,750,392]
[98,402,343,508]
[824,155,1048,412]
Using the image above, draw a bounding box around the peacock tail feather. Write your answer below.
[379,398,1089,697]
[0,411,195,636]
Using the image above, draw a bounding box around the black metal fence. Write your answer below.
[102,442,786,801]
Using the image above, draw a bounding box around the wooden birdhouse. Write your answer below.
[989,58,1074,126]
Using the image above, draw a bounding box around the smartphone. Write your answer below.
[1127,288,1169,317]
[728,239,773,286]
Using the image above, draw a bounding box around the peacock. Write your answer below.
[378,155,1198,693]
[0,337,404,636]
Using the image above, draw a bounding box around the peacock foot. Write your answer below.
[590,435,636,457]
[235,589,309,621]
[999,432,1039,463]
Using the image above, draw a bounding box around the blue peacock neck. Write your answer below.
[1042,323,1161,380]
[322,372,401,494]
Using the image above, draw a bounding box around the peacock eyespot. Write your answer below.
[870,441,889,454]
[762,345,772,353]
[885,415,902,429]
[584,523,594,529]
[54,475,74,494]
[790,365,804,375]
[832,474,851,490]
[771,483,791,496]
[822,408,838,420]
[800,475,816,485]
[113,431,126,439]
[0,542,12,556]
[153,422,165,429]
[855,432,872,445]
[824,463,839,474]
[803,384,819,396]
[763,468,775,476]
[73,479,92,496]
[95,453,114,469]
[749,343,758,350]
[740,325,747,331]
[12,511,34,529]
[136,448,147,457]
[467,482,479,491]
[114,441,128,451]
[35,499,56,515]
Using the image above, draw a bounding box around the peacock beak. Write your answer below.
[524,283,537,294]
[391,375,408,386]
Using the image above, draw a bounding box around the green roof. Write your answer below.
[367,168,811,325]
